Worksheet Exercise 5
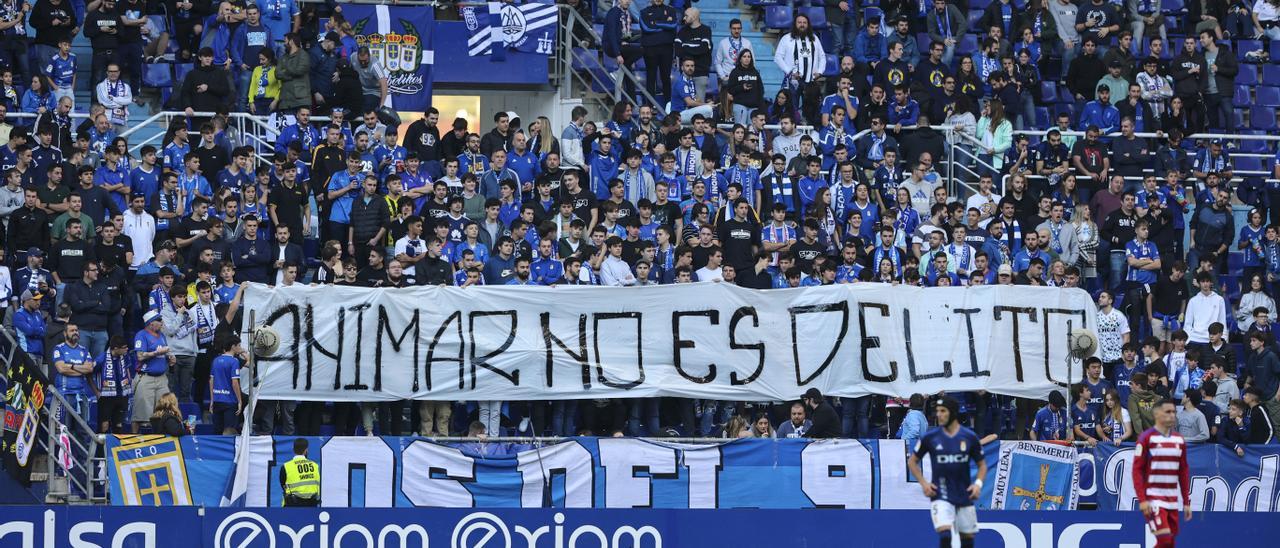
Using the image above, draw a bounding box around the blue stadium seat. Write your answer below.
[1237,40,1264,60]
[1035,107,1050,128]
[1263,64,1280,85]
[1238,66,1260,86]
[824,54,839,75]
[571,47,601,72]
[1057,86,1074,104]
[1237,108,1248,128]
[707,75,719,97]
[970,0,992,11]
[917,33,931,54]
[1235,85,1252,107]
[819,29,836,52]
[1041,81,1059,103]
[967,10,984,32]
[1259,86,1280,107]
[1235,156,1264,172]
[1239,133,1272,153]
[1163,0,1187,14]
[765,6,793,30]
[803,7,828,29]
[1252,106,1277,130]
[864,7,884,26]
[1272,40,1280,56]
[957,34,979,56]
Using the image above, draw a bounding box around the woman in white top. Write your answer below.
[1236,273,1278,331]
[1254,0,1280,41]
[1072,203,1099,286]
[1099,388,1133,444]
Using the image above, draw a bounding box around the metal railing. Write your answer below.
[1009,129,1280,184]
[560,5,660,114]
[0,328,105,504]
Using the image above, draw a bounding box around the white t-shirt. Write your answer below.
[695,266,724,283]
[394,235,429,277]
[1096,308,1130,362]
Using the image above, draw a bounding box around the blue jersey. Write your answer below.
[45,53,76,88]
[52,343,93,395]
[1124,240,1159,284]
[1084,377,1112,416]
[914,426,983,507]
[1069,404,1098,439]
[210,354,241,404]
[1113,362,1145,406]
[94,165,130,212]
[134,329,170,376]
[163,142,191,172]
[130,166,161,206]
[1032,406,1069,440]
[1241,224,1266,267]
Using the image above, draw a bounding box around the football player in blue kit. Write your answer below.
[907,396,987,548]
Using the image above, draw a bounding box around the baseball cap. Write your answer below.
[26,247,43,257]
[143,310,162,324]
[20,290,40,301]
[324,31,342,44]
[997,264,1014,276]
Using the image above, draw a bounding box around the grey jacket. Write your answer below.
[161,304,198,357]
[1176,406,1210,442]
[1038,220,1080,268]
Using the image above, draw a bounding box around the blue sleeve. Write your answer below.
[603,11,622,58]
[852,34,867,63]
[231,26,246,66]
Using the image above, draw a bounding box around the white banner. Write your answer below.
[240,283,1098,402]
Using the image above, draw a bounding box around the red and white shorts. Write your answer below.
[1145,507,1181,538]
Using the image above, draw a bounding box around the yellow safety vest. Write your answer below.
[281,456,320,503]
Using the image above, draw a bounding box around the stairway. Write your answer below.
[696,0,786,99]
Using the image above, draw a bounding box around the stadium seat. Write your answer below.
[1259,86,1280,107]
[1237,40,1264,60]
[765,6,793,30]
[957,34,979,56]
[1235,85,1252,107]
[1041,81,1058,103]
[824,54,839,75]
[1263,64,1280,85]
[917,33,931,55]
[1035,107,1050,128]
[803,7,827,29]
[1163,0,1187,13]
[1238,66,1260,86]
[967,10,984,32]
[1251,106,1277,130]
[1239,133,1272,153]
[819,29,836,52]
[970,0,992,9]
[1235,156,1264,173]
[864,7,884,27]
[1272,40,1280,56]
[1057,86,1073,104]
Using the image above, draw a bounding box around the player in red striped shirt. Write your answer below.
[1131,398,1193,547]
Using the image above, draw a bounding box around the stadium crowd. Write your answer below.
[1,0,1280,443]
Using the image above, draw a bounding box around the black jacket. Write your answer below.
[416,255,453,286]
[349,193,390,243]
[9,206,50,252]
[83,7,121,49]
[1170,51,1208,98]
[1066,53,1106,99]
[64,279,112,330]
[807,400,842,438]
[479,128,512,157]
[177,64,232,112]
[725,66,764,109]
[674,24,713,77]
[1204,46,1238,98]
[269,242,305,281]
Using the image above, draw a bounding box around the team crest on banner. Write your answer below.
[465,0,557,58]
[989,441,1078,510]
[346,5,435,112]
[110,436,194,506]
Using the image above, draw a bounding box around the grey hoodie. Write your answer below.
[160,303,198,357]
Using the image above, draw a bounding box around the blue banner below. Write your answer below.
[3,506,1279,547]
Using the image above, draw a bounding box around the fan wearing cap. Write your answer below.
[13,290,47,365]
[1030,390,1071,441]
[906,395,986,548]
[1079,83,1120,134]
[132,309,174,431]
[1191,139,1232,182]
[800,388,841,438]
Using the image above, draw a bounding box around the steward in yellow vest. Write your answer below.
[279,438,320,506]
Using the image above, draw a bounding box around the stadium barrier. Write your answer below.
[1,504,1275,547]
